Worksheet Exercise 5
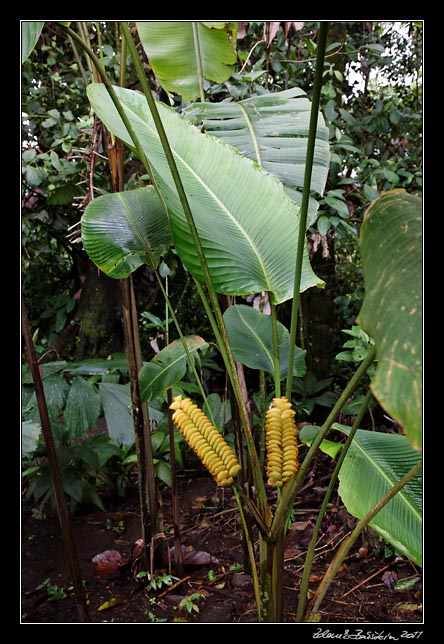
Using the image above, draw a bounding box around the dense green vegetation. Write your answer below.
[22,21,422,360]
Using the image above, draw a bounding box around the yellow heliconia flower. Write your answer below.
[265,396,299,487]
[170,395,241,487]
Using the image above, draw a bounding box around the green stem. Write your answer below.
[164,273,169,345]
[270,302,281,398]
[232,485,261,619]
[192,21,206,102]
[272,532,285,621]
[119,26,127,88]
[295,387,373,622]
[167,388,185,578]
[153,272,217,427]
[271,345,376,541]
[298,300,305,352]
[67,34,88,86]
[76,22,96,80]
[259,537,273,622]
[305,459,422,622]
[286,22,329,401]
[259,369,267,469]
[94,22,105,70]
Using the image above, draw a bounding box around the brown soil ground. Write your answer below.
[21,449,423,627]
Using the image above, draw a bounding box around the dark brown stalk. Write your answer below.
[21,297,90,622]
[120,278,151,564]
[107,139,161,568]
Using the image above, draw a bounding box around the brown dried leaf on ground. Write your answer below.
[92,549,129,579]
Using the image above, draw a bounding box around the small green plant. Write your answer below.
[105,517,125,533]
[335,325,375,365]
[229,563,244,572]
[207,569,217,582]
[136,570,178,592]
[143,609,168,623]
[31,507,46,520]
[37,578,67,602]
[178,592,206,615]
[22,432,123,513]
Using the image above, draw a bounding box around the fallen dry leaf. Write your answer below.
[382,570,398,590]
[92,549,128,579]
[170,544,220,566]
[310,574,323,583]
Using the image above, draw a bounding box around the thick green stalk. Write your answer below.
[167,388,185,578]
[192,21,206,102]
[259,538,273,622]
[305,459,423,622]
[271,345,376,541]
[119,27,127,88]
[259,369,267,469]
[270,302,281,398]
[295,388,373,622]
[272,532,285,621]
[232,485,261,620]
[75,22,93,78]
[120,22,268,511]
[285,22,329,400]
[94,22,105,69]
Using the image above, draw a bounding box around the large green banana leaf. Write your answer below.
[136,22,237,101]
[183,88,330,224]
[22,21,45,63]
[357,190,422,451]
[81,187,172,278]
[223,304,306,378]
[334,423,422,566]
[86,84,324,303]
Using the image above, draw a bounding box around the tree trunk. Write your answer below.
[300,231,336,379]
[69,260,124,360]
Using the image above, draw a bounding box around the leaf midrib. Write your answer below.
[337,426,421,522]
[116,91,276,293]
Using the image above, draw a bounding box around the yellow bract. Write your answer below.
[265,396,299,487]
[170,395,241,487]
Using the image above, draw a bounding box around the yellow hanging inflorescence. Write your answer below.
[169,395,241,487]
[265,396,299,487]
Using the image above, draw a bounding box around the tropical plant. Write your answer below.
[22,20,422,623]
